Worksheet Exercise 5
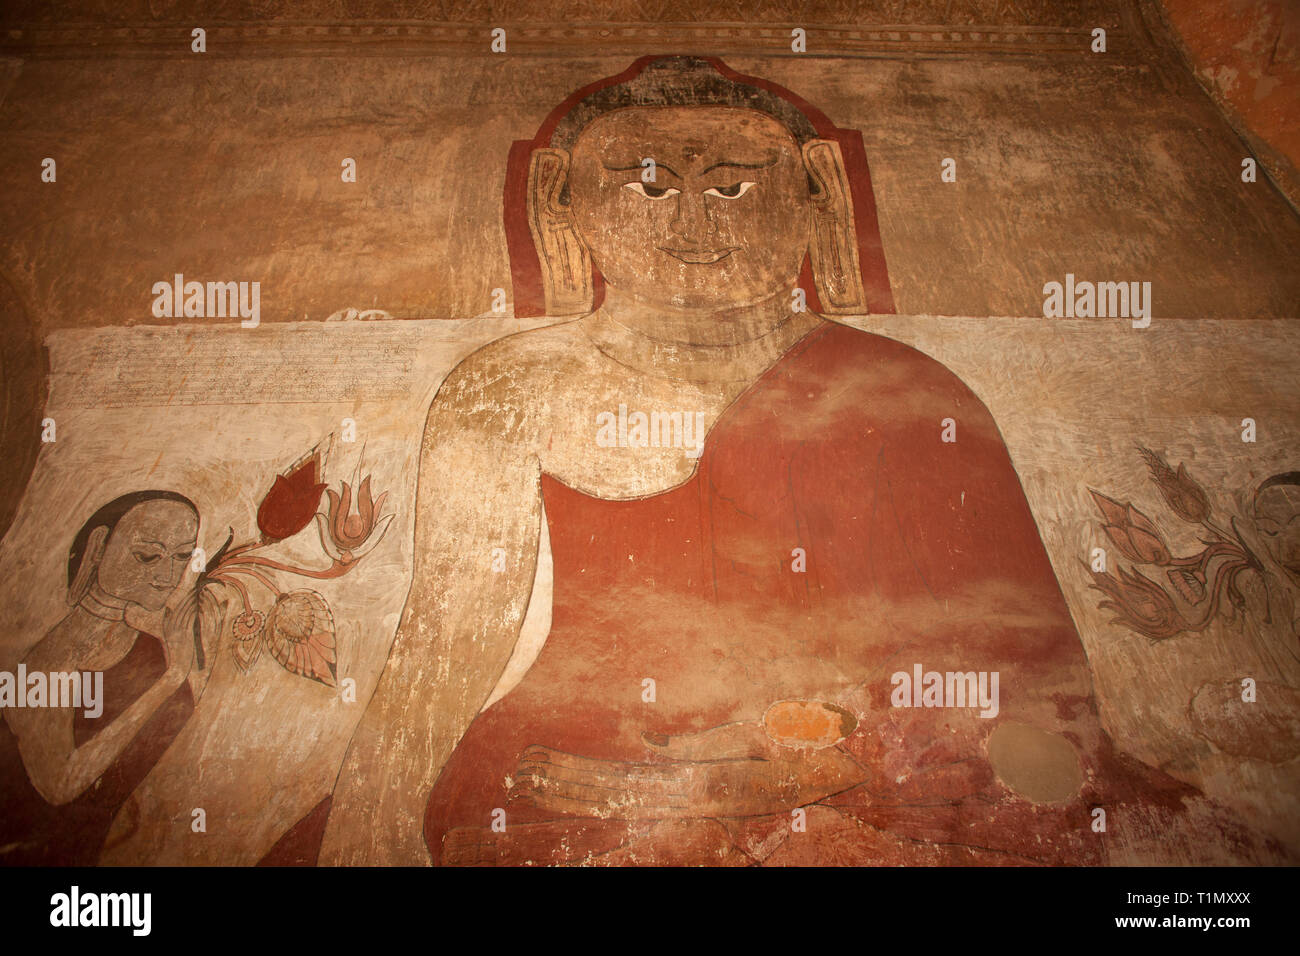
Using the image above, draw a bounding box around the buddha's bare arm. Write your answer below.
[319,357,543,865]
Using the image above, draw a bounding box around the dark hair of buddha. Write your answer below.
[548,55,820,151]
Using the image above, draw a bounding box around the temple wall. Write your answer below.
[0,0,1296,867]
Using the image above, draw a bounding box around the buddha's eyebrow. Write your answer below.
[702,157,778,174]
[604,161,682,179]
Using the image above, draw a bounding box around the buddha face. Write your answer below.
[95,500,198,611]
[565,107,812,311]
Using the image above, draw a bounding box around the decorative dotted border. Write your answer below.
[0,21,1146,60]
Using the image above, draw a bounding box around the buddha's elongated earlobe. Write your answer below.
[527,148,593,317]
[802,139,868,315]
[67,525,108,606]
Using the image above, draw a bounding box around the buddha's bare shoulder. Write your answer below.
[427,318,598,425]
[436,318,599,392]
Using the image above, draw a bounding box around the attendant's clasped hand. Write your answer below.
[123,564,202,686]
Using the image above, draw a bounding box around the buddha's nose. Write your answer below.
[669,190,717,239]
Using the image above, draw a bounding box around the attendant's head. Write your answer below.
[1254,473,1300,583]
[67,491,199,612]
[525,57,867,314]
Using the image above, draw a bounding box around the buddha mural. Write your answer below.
[308,56,1285,866]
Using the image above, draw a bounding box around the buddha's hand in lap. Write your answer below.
[507,705,868,820]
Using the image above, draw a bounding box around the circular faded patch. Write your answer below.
[988,722,1083,804]
[763,699,858,750]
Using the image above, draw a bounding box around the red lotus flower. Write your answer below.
[1089,566,1188,640]
[316,475,394,563]
[1090,490,1171,565]
[1138,446,1210,524]
[257,452,327,542]
[327,476,388,549]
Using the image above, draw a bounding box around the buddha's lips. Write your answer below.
[659,246,738,264]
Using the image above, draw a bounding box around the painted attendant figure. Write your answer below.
[0,491,219,865]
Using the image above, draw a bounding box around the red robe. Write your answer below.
[422,321,1265,866]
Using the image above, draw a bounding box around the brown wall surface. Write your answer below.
[0,0,1298,872]
[1158,0,1300,209]
[0,0,1297,337]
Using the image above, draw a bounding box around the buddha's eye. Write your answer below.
[704,181,756,199]
[623,182,680,200]
[133,550,163,565]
